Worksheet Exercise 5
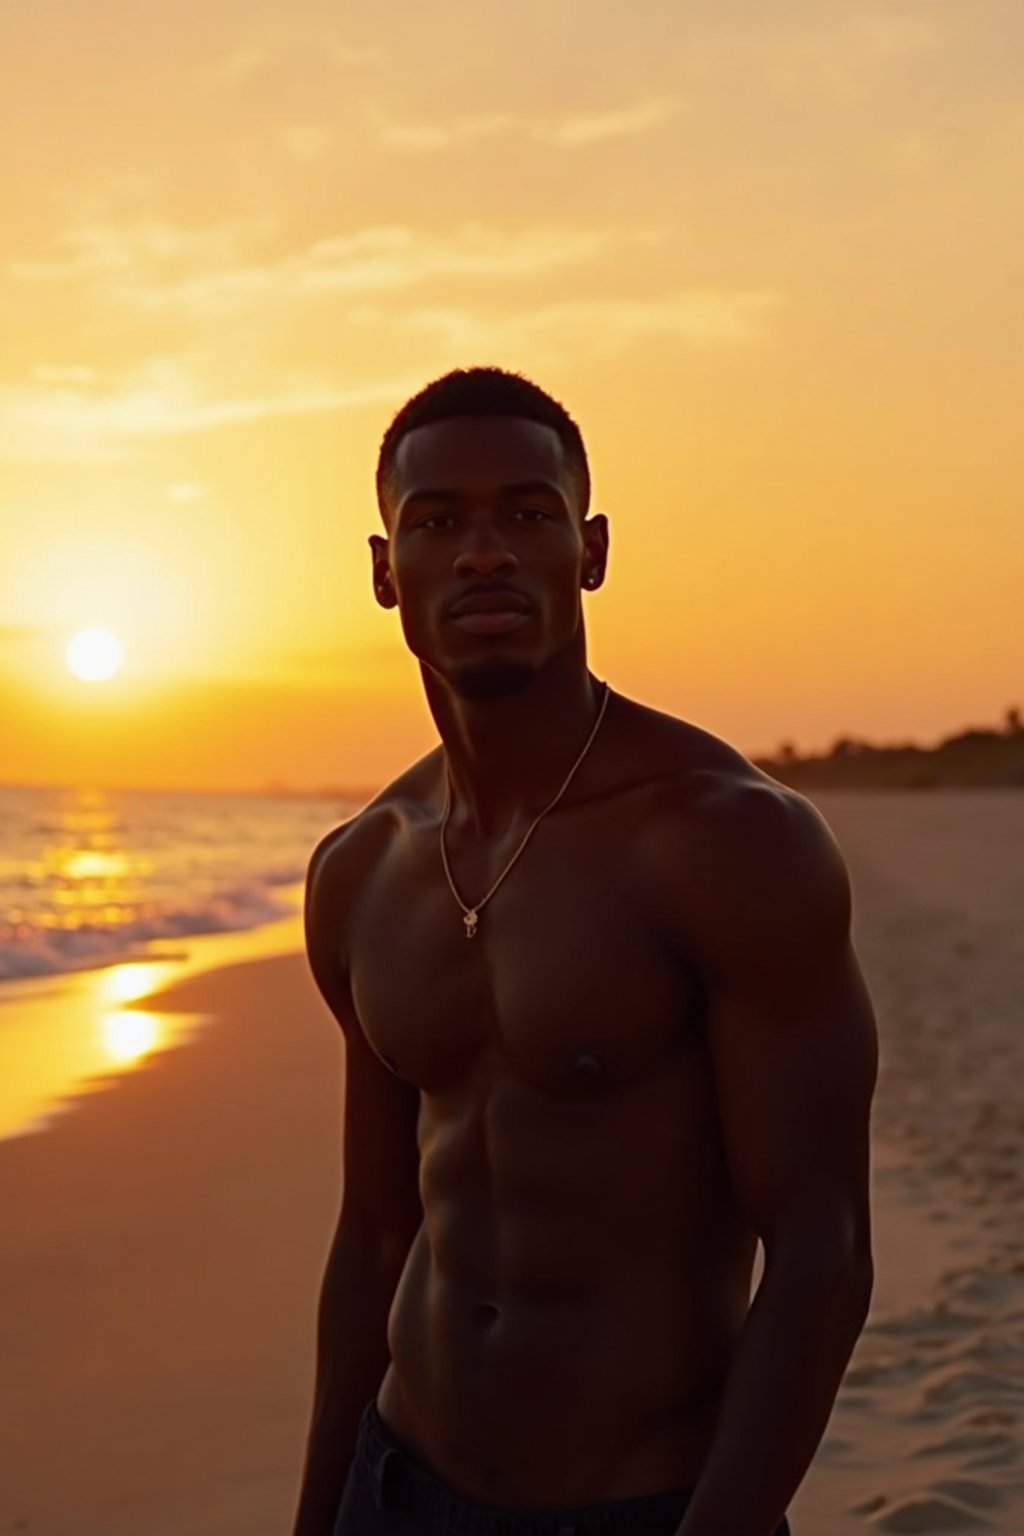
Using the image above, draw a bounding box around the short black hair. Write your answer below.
[376,367,591,524]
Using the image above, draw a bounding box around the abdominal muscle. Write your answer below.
[374,1106,756,1507]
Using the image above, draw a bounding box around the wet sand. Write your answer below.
[0,790,1021,1534]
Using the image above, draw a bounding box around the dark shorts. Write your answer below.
[332,1398,793,1535]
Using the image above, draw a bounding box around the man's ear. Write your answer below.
[581,512,609,585]
[368,537,399,608]
[368,535,397,609]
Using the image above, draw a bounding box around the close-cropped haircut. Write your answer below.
[375,367,591,524]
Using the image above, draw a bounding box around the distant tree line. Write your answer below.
[755,706,1024,789]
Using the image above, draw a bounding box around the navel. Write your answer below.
[572,1050,604,1077]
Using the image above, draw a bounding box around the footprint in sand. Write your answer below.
[866,1491,994,1531]
[850,1492,888,1514]
[865,1304,980,1340]
[844,1353,926,1388]
[937,1266,1019,1311]
[958,1407,1017,1428]
[917,1363,1024,1408]
[910,1426,1016,1460]
[962,1444,1020,1471]
[929,1479,1006,1512]
[922,1328,1021,1370]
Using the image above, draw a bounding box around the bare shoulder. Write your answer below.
[306,802,390,927]
[613,693,789,808]
[308,748,442,884]
[622,699,852,960]
[305,750,441,992]
[694,777,853,983]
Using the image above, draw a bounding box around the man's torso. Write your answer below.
[322,694,778,1505]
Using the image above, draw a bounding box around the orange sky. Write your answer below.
[1,0,1021,792]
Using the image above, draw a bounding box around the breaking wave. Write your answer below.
[0,872,303,982]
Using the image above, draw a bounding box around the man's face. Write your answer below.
[370,415,608,700]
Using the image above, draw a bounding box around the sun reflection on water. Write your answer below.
[95,960,179,1068]
[102,960,176,1006]
[0,957,191,1138]
[101,1009,162,1064]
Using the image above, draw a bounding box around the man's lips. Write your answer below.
[449,590,532,616]
[451,610,531,635]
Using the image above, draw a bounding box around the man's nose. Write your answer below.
[452,527,519,575]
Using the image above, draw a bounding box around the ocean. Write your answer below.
[0,784,364,984]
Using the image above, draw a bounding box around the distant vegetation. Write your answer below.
[755,707,1024,789]
[259,706,1024,801]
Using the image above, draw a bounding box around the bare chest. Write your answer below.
[346,811,705,1096]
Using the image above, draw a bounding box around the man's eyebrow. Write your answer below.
[402,487,461,507]
[501,479,567,503]
[399,480,568,515]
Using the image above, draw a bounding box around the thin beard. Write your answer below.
[448,658,537,701]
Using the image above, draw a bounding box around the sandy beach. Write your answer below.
[1,790,1022,1535]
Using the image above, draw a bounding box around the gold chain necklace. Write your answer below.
[439,679,611,938]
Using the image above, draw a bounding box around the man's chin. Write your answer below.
[447,656,537,701]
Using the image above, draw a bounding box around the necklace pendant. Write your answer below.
[463,910,479,938]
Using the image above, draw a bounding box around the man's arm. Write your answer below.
[291,1219,414,1536]
[291,825,423,1536]
[674,782,878,1536]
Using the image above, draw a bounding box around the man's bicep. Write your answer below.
[697,791,878,1265]
[340,1010,423,1255]
[304,819,359,1018]
[304,818,423,1255]
[709,939,878,1261]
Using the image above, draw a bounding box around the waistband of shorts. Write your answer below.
[353,1396,698,1535]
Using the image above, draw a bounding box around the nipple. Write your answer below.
[381,1052,400,1075]
[573,1051,603,1076]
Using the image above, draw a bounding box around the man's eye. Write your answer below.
[418,515,452,529]
[515,507,549,521]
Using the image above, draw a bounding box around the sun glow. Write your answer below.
[67,628,122,683]
[100,1009,162,1064]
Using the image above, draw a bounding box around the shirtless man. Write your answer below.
[291,368,877,1536]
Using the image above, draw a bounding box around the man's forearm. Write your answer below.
[675,1244,873,1536]
[291,1229,406,1536]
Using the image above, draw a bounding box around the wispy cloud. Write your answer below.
[203,45,267,89]
[147,224,642,313]
[379,99,683,154]
[403,288,781,360]
[9,220,262,283]
[0,363,421,464]
[380,114,515,153]
[291,224,647,291]
[539,98,684,148]
[10,220,654,314]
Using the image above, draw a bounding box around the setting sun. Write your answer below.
[67,628,122,684]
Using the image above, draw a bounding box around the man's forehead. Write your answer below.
[392,415,568,492]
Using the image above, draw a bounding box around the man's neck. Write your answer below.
[422,664,608,839]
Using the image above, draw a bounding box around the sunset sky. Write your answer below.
[2,0,1021,793]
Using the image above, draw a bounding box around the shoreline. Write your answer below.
[0,904,305,1142]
